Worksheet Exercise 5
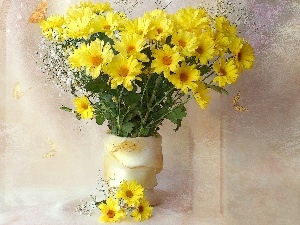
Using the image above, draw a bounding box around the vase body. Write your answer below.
[103,133,163,205]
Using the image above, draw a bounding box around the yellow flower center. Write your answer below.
[220,68,227,76]
[119,66,129,77]
[196,46,203,55]
[162,56,172,65]
[107,210,115,218]
[126,190,133,198]
[178,39,186,47]
[179,72,188,82]
[138,205,144,213]
[104,24,111,30]
[156,28,163,34]
[127,46,136,53]
[80,102,89,110]
[237,52,242,61]
[92,56,103,66]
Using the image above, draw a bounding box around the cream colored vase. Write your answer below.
[103,133,163,205]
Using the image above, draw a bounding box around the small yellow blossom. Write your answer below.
[131,198,153,221]
[167,62,200,93]
[194,32,216,65]
[192,82,210,109]
[114,33,149,62]
[151,44,183,77]
[116,180,144,206]
[213,58,239,87]
[230,38,255,72]
[68,39,114,79]
[171,31,198,57]
[105,54,143,91]
[73,96,94,119]
[98,197,125,223]
[39,15,65,41]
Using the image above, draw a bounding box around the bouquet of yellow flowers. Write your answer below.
[38,1,254,137]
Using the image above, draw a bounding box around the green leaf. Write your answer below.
[85,78,110,92]
[60,105,73,112]
[121,122,135,137]
[206,84,228,95]
[198,65,211,74]
[166,105,187,131]
[95,114,105,125]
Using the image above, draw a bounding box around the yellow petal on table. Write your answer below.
[13,82,31,99]
[28,0,48,23]
[232,91,249,112]
[42,139,57,158]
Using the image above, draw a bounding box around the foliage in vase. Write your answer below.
[37,1,255,137]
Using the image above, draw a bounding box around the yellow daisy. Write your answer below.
[131,198,153,222]
[39,15,65,41]
[213,58,239,87]
[64,7,95,39]
[93,2,113,13]
[93,11,126,38]
[215,16,237,41]
[173,7,209,32]
[214,32,230,57]
[116,180,144,206]
[194,32,216,65]
[98,197,125,223]
[171,31,198,57]
[192,82,210,109]
[144,9,173,41]
[167,62,200,94]
[68,39,114,79]
[105,54,143,91]
[114,33,149,62]
[151,44,183,77]
[133,17,152,37]
[73,96,94,119]
[230,38,255,72]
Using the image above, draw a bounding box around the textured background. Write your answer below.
[0,0,300,224]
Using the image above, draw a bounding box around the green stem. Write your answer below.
[117,87,124,135]
[146,96,191,128]
[150,86,175,111]
[138,75,162,136]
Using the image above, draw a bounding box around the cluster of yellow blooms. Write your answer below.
[40,1,254,120]
[98,180,153,222]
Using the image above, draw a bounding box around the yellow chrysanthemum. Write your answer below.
[93,11,122,37]
[64,7,95,39]
[68,39,114,79]
[230,38,255,72]
[131,17,152,37]
[167,62,200,94]
[74,1,113,13]
[151,44,183,77]
[116,180,144,206]
[131,198,153,222]
[105,54,143,91]
[213,58,239,87]
[214,32,230,57]
[93,2,113,13]
[192,81,210,109]
[114,33,149,62]
[194,32,216,65]
[73,96,94,119]
[39,15,65,41]
[171,31,198,57]
[144,9,173,41]
[98,197,125,223]
[173,7,210,32]
[215,16,237,41]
